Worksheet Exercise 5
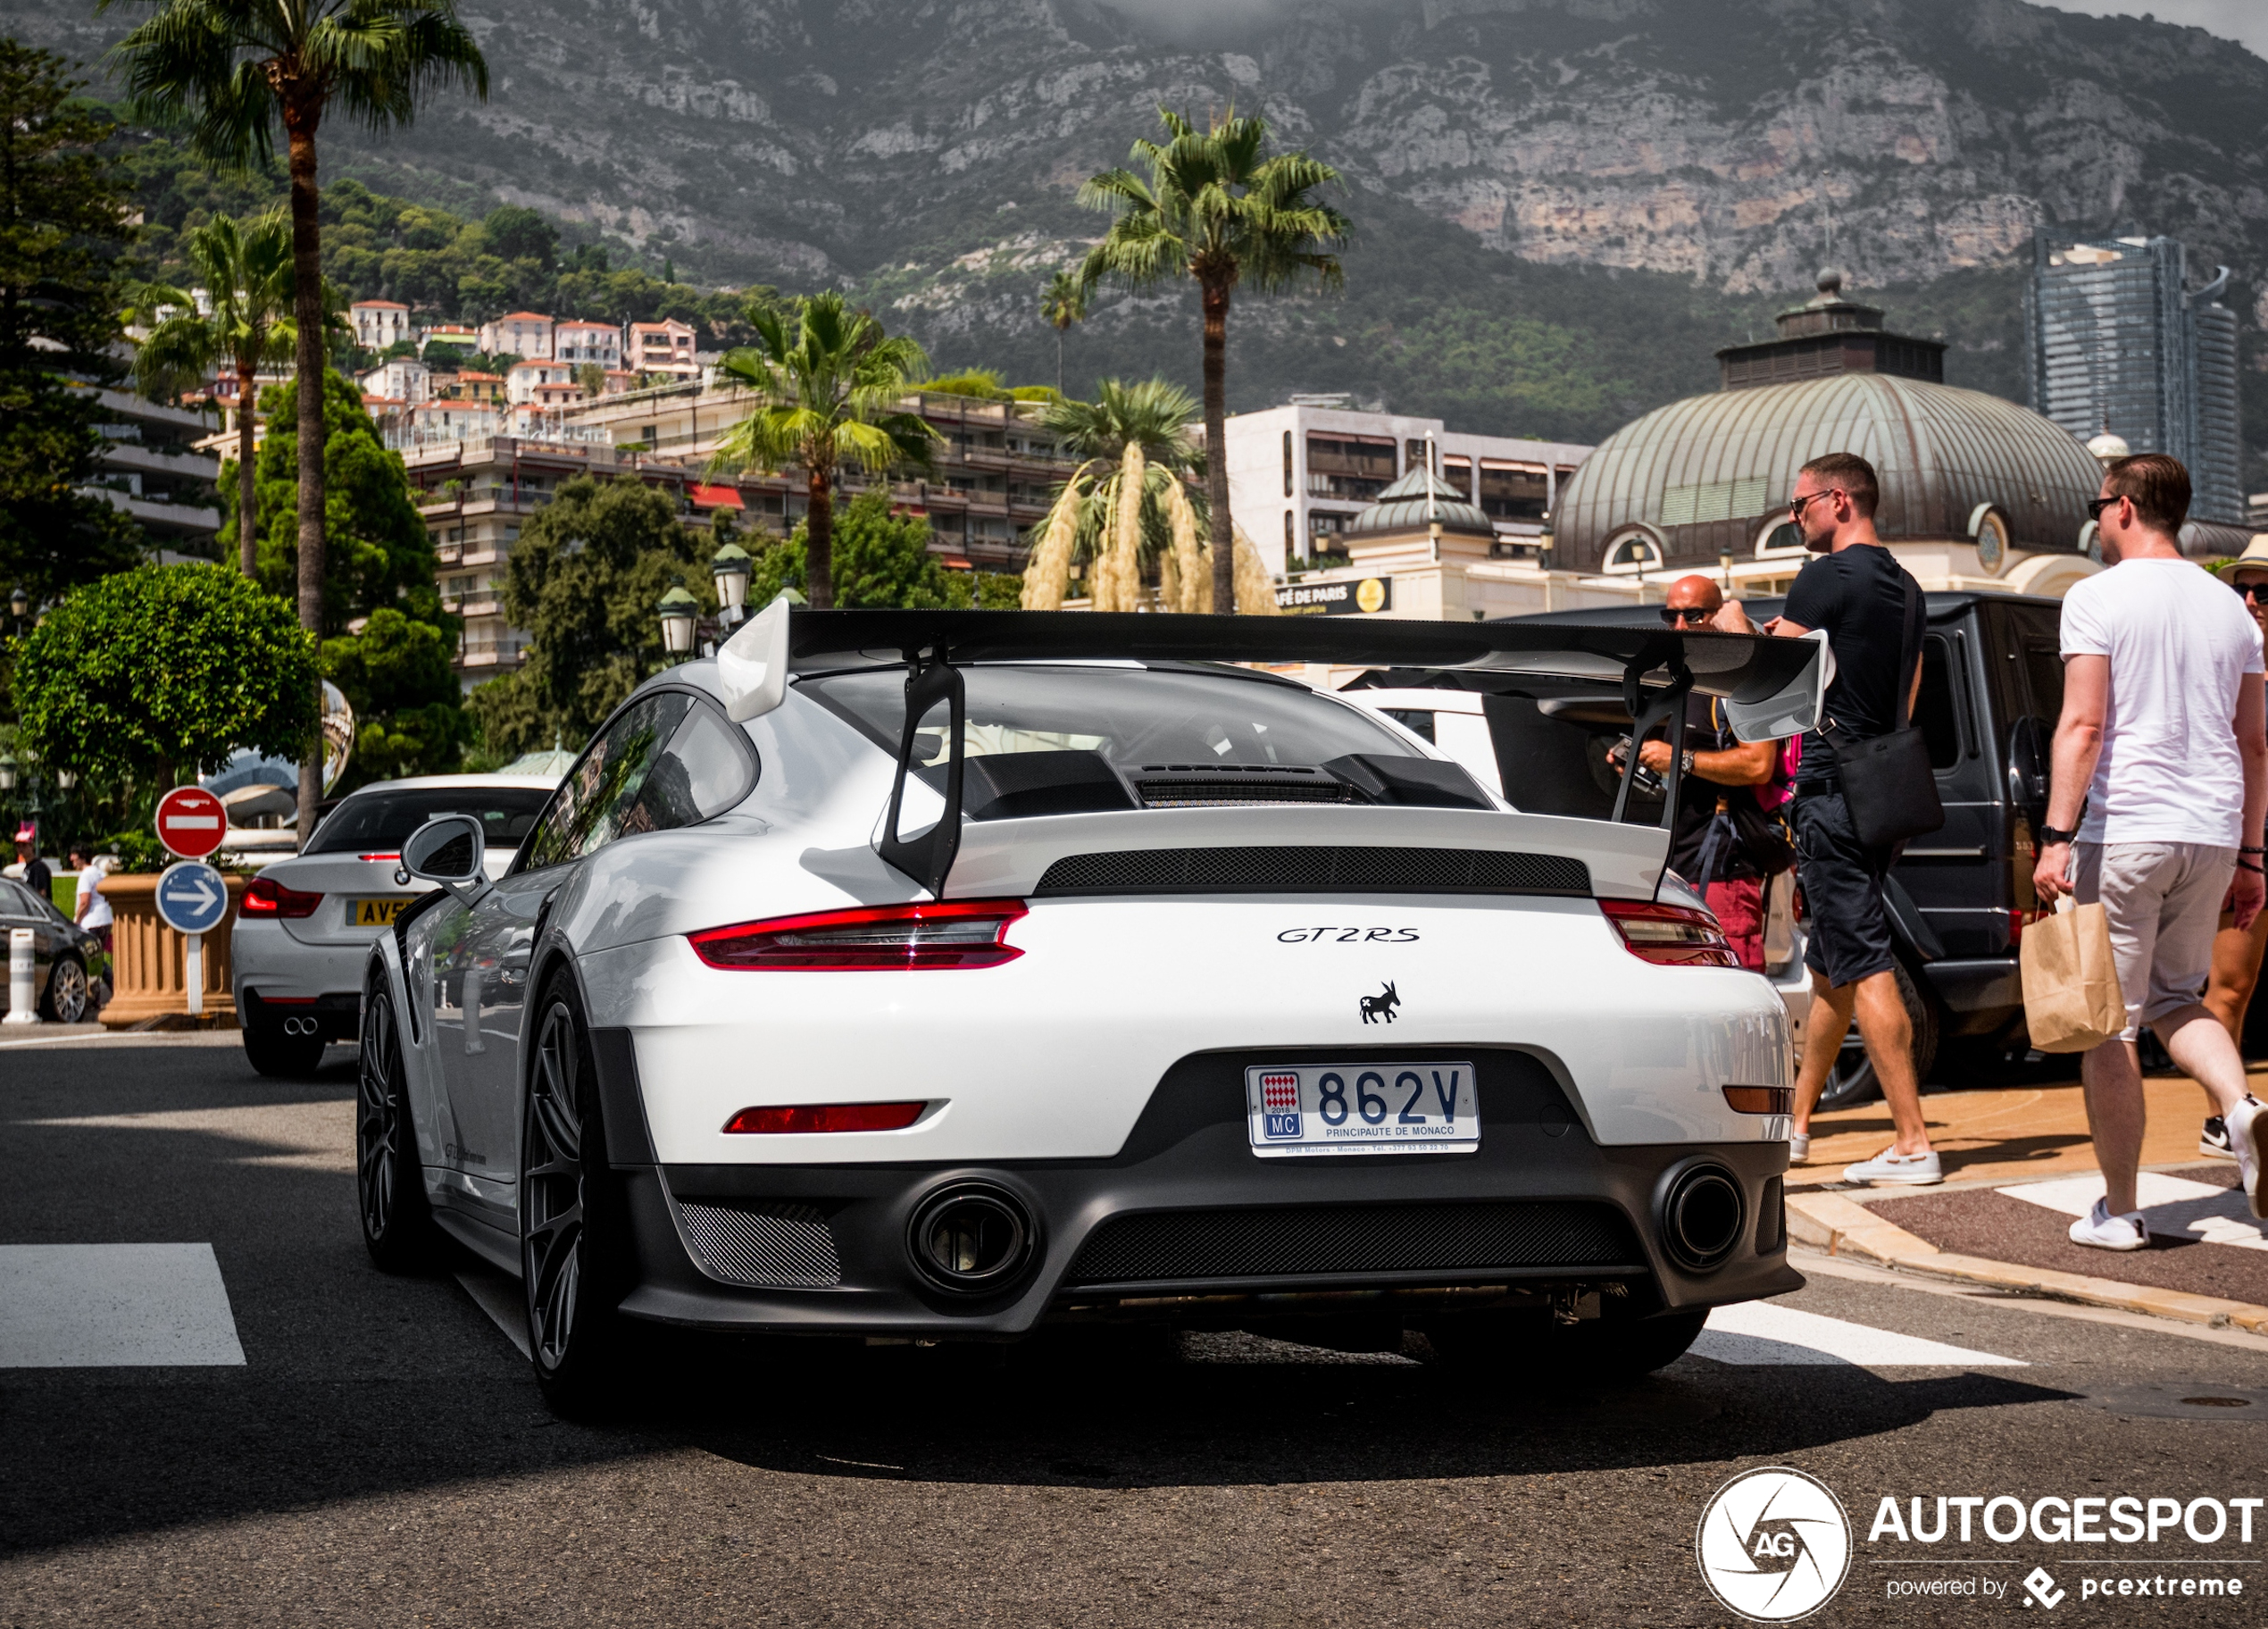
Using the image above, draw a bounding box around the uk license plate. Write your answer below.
[1245,1062,1480,1157]
[346,897,414,928]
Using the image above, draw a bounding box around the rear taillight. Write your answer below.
[1722,1086,1795,1115]
[688,899,1028,971]
[722,1102,928,1133]
[1599,898,1739,967]
[241,875,323,919]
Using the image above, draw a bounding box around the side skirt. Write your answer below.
[432,1207,521,1278]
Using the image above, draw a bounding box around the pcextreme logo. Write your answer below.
[1697,1466,1855,1622]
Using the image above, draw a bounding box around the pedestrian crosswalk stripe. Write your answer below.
[1694,1300,2025,1367]
[1997,1172,2268,1250]
[0,1243,246,1367]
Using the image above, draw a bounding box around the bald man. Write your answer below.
[1615,574,1785,971]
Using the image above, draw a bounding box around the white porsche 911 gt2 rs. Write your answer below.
[356,606,1824,1413]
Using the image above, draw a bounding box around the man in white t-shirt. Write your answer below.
[2036,453,2268,1246]
[71,847,113,951]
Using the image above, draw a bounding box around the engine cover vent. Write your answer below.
[1033,845,1590,897]
[1131,765,1355,809]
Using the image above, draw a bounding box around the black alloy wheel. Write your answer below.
[40,954,88,1023]
[357,987,437,1271]
[521,978,627,1416]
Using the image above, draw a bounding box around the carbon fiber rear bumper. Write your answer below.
[605,1043,1800,1338]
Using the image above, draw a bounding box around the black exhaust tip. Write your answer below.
[1660,1162,1746,1274]
[908,1182,1037,1294]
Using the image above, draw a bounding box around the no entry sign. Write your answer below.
[154,786,228,861]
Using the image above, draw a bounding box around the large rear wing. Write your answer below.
[714,605,1827,894]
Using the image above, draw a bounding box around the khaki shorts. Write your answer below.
[2072,841,2236,1042]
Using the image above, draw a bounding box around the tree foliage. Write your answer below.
[322,605,467,786]
[0,42,145,606]
[13,564,320,784]
[748,490,1021,612]
[484,473,713,751]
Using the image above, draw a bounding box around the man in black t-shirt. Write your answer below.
[1770,452,1938,1186]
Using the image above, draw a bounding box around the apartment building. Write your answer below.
[434,370,505,406]
[553,319,622,371]
[359,357,431,405]
[477,312,554,361]
[506,360,580,405]
[350,299,411,352]
[85,385,222,553]
[1222,403,1592,573]
[627,319,699,380]
[419,323,479,355]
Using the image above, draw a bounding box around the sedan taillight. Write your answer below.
[1599,898,1739,967]
[688,899,1028,971]
[241,874,323,919]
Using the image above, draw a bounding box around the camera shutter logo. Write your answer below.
[1695,1466,1852,1622]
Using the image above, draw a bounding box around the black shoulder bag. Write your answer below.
[1823,574,1944,848]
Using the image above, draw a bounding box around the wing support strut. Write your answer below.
[1610,638,1694,831]
[878,642,967,898]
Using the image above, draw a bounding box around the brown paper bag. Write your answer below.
[2021,897,2125,1053]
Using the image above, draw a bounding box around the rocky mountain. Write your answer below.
[18,0,2268,465]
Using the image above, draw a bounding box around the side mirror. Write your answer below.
[396,814,487,902]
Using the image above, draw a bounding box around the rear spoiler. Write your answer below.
[715,604,1827,894]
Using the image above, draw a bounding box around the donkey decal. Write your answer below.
[1359,982,1400,1024]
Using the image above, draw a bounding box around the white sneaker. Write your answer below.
[1789,1132,1811,1162]
[2224,1096,2266,1220]
[1842,1147,1943,1186]
[2068,1197,2148,1251]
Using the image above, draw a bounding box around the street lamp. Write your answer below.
[8,585,24,621]
[0,755,15,792]
[711,541,752,631]
[54,770,75,791]
[655,577,698,658]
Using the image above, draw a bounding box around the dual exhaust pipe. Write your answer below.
[279,1015,321,1037]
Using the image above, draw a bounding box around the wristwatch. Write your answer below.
[1680,748,1697,777]
[2038,824,2079,847]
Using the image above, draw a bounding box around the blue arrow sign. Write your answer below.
[154,860,230,936]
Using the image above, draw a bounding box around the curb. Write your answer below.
[1785,1190,2268,1336]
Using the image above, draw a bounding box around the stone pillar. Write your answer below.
[96,873,246,1029]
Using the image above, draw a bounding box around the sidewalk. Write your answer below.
[1788,1064,2268,1332]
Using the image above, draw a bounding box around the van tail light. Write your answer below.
[1599,898,1739,967]
[688,899,1028,971]
[723,1102,928,1133]
[241,874,323,919]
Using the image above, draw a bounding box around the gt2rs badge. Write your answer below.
[1276,926,1421,943]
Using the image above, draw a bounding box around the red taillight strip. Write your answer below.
[241,874,324,919]
[1722,1086,1795,1115]
[688,898,1028,971]
[723,1102,928,1133]
[1598,898,1740,968]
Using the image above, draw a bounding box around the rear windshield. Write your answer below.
[304,788,554,855]
[802,664,1413,770]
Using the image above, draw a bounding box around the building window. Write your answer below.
[1404,438,1432,475]
[1284,509,1294,556]
[1441,455,1473,500]
[1304,433,1395,502]
[1479,460,1549,523]
[1755,520,1807,557]
[1601,530,1665,575]
[1281,430,1293,498]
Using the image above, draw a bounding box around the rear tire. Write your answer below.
[244,1023,327,1078]
[357,987,438,1273]
[1816,962,1937,1110]
[521,975,632,1419]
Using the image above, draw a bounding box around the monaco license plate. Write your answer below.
[346,897,414,928]
[1245,1062,1480,1158]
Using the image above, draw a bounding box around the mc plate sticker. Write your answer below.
[1244,1062,1480,1158]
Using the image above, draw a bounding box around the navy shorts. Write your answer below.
[1795,791,1897,988]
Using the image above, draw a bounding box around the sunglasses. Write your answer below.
[2086,495,2124,522]
[2232,580,2268,602]
[1787,489,1837,520]
[1659,606,1714,626]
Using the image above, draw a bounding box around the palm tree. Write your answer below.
[1079,107,1348,614]
[128,211,297,577]
[708,293,940,610]
[1038,271,1086,398]
[104,0,486,828]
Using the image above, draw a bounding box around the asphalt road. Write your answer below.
[4,1037,2268,1626]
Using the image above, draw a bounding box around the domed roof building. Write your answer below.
[1551,271,2112,601]
[1345,464,1497,547]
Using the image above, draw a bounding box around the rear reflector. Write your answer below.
[1722,1086,1795,1115]
[1598,898,1739,967]
[688,899,1028,971]
[241,874,323,919]
[723,1102,927,1134]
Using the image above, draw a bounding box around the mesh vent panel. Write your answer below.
[1034,847,1589,897]
[676,1199,843,1289]
[1066,1200,1638,1286]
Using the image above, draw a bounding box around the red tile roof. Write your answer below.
[688,483,745,509]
